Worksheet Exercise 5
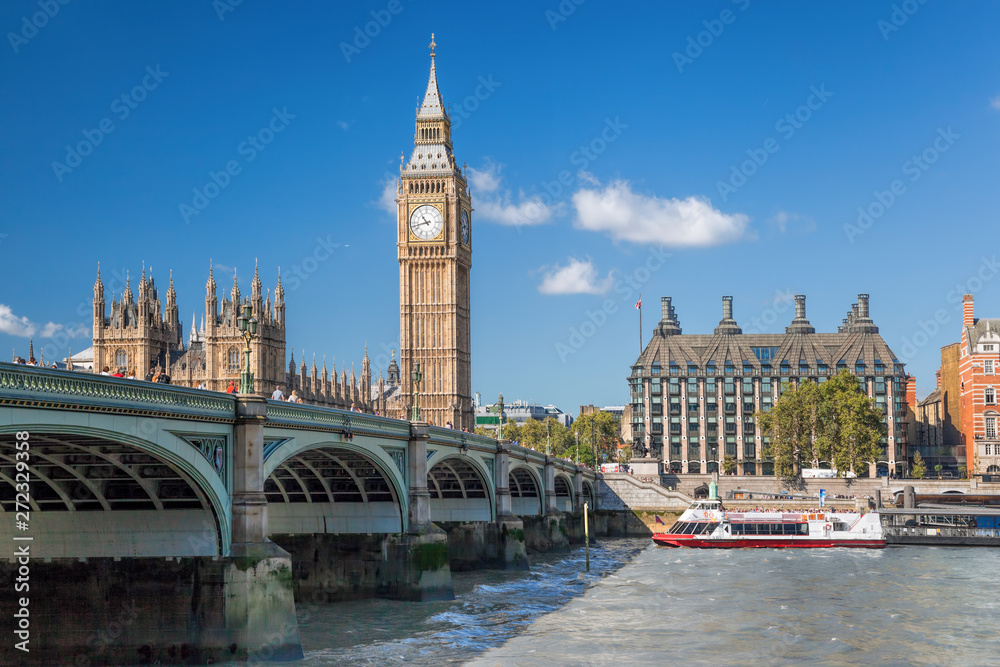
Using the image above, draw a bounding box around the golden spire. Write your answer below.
[429,32,436,59]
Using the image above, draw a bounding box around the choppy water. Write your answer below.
[290,541,1000,666]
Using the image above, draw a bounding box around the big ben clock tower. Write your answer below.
[397,34,473,430]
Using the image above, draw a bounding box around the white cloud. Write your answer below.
[538,258,615,295]
[336,120,350,131]
[571,180,751,246]
[377,177,398,216]
[469,161,562,226]
[991,96,1000,111]
[468,162,502,193]
[0,305,34,337]
[40,322,90,338]
[0,307,88,340]
[772,210,817,234]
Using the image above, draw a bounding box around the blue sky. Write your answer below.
[1,0,998,410]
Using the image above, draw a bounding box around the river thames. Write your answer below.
[288,539,1000,666]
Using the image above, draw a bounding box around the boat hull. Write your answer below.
[652,533,885,549]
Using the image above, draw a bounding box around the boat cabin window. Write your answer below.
[670,521,721,535]
[732,522,808,536]
[691,501,721,511]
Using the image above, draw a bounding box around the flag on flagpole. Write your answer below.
[654,514,665,525]
[635,298,641,309]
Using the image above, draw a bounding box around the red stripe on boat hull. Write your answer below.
[652,533,885,549]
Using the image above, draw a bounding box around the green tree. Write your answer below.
[757,379,820,479]
[911,451,926,479]
[571,412,619,464]
[723,454,737,475]
[757,370,884,480]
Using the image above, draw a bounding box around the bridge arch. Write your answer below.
[553,473,574,512]
[582,479,595,509]
[427,455,494,522]
[509,464,543,516]
[263,439,406,534]
[0,425,228,557]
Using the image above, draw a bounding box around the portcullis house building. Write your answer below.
[628,294,914,476]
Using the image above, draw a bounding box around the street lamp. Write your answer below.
[546,419,551,456]
[591,419,597,468]
[496,393,505,440]
[410,361,422,421]
[236,299,258,394]
[575,432,581,466]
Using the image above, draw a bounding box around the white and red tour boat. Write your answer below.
[652,499,884,549]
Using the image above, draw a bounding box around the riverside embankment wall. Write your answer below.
[652,474,1000,499]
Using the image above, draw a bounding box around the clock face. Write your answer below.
[409,205,443,240]
[461,209,470,244]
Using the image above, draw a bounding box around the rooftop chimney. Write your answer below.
[963,294,975,327]
[785,294,815,334]
[714,295,742,335]
[850,293,879,333]
[657,296,681,336]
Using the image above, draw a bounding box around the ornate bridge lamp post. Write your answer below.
[546,419,551,456]
[410,361,422,421]
[236,299,258,394]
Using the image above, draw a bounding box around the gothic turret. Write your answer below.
[93,264,105,332]
[205,262,218,336]
[274,268,285,326]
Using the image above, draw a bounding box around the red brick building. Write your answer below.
[957,295,1000,474]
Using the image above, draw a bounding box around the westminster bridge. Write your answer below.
[0,364,599,664]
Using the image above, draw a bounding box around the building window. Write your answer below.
[228,346,241,371]
[987,443,993,456]
[987,417,998,440]
[874,359,884,374]
[837,360,847,372]
[114,349,127,370]
[799,361,809,375]
[670,362,680,375]
[986,360,995,375]
[780,361,790,375]
[651,362,660,375]
[743,363,753,375]
[724,362,734,375]
[856,361,865,374]
[987,387,996,405]
[706,362,716,376]
[687,363,697,375]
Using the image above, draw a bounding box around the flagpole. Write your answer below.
[638,293,642,355]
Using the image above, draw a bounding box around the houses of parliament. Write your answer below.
[89,36,474,428]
